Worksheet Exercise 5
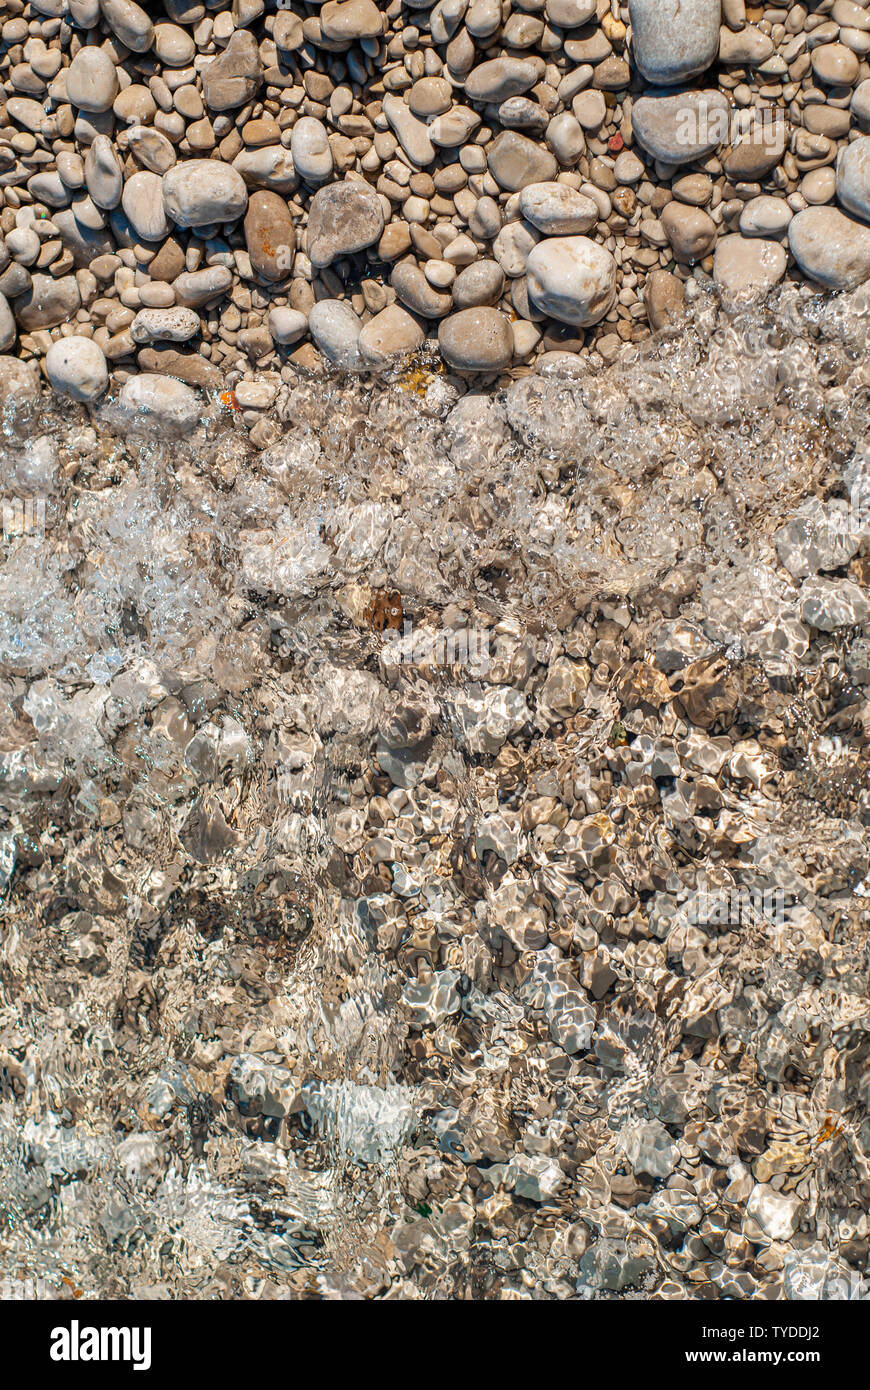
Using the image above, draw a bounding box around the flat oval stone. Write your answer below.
[739,195,793,237]
[163,160,248,227]
[837,137,870,224]
[308,299,365,370]
[713,234,787,302]
[487,131,558,191]
[439,307,514,371]
[632,90,732,166]
[307,179,384,268]
[321,0,384,40]
[629,0,720,86]
[45,335,108,402]
[290,116,333,185]
[127,127,177,176]
[358,304,424,366]
[65,47,119,113]
[15,273,81,330]
[244,190,296,281]
[172,265,233,307]
[452,259,506,308]
[100,0,154,53]
[85,134,122,211]
[391,259,454,317]
[789,206,870,289]
[525,236,617,325]
[519,182,598,233]
[114,373,201,434]
[123,170,170,241]
[465,58,539,103]
[811,42,860,86]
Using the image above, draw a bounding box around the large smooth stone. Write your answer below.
[525,236,617,325]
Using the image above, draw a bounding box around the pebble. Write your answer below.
[789,205,870,289]
[16,274,81,331]
[519,183,598,234]
[122,171,170,242]
[44,335,108,402]
[739,196,794,237]
[162,160,248,228]
[290,117,334,186]
[525,236,617,325]
[268,307,308,345]
[487,132,558,191]
[65,46,119,113]
[452,259,505,308]
[713,234,788,302]
[114,371,201,433]
[632,90,732,166]
[628,0,721,86]
[130,307,200,344]
[308,299,365,369]
[0,293,16,352]
[306,180,385,268]
[358,304,424,367]
[244,191,296,282]
[438,307,514,371]
[837,137,870,224]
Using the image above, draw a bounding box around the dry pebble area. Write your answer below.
[0,0,869,416]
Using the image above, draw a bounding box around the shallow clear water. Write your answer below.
[1,280,869,1299]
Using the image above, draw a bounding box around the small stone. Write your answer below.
[788,206,870,290]
[130,307,200,344]
[465,58,539,103]
[202,30,263,112]
[163,160,248,228]
[487,132,558,192]
[713,234,787,302]
[15,273,81,331]
[308,299,365,370]
[739,195,793,237]
[45,335,108,402]
[837,137,870,226]
[122,171,169,242]
[173,266,233,308]
[268,307,308,345]
[113,372,201,434]
[811,43,860,87]
[290,117,334,186]
[632,90,732,166]
[100,0,154,53]
[644,268,686,331]
[152,22,195,67]
[526,236,617,325]
[519,182,599,234]
[358,304,424,367]
[306,180,385,268]
[0,293,15,352]
[629,0,721,86]
[438,307,514,372]
[391,260,454,318]
[452,259,505,308]
[661,202,718,263]
[65,46,118,113]
[320,0,384,41]
[244,191,295,282]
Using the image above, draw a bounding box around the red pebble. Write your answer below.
[608,134,624,153]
